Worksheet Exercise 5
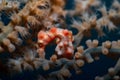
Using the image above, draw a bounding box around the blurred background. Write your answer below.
[0,0,120,80]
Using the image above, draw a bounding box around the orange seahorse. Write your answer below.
[37,27,74,59]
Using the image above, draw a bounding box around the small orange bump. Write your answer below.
[63,29,69,36]
[50,27,57,33]
[38,31,45,39]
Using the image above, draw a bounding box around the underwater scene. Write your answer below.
[0,0,120,80]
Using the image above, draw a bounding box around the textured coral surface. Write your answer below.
[0,0,120,80]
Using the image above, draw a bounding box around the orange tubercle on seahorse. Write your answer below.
[49,27,57,33]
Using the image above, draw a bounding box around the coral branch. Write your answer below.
[8,40,120,79]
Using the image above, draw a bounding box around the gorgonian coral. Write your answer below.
[0,0,120,80]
